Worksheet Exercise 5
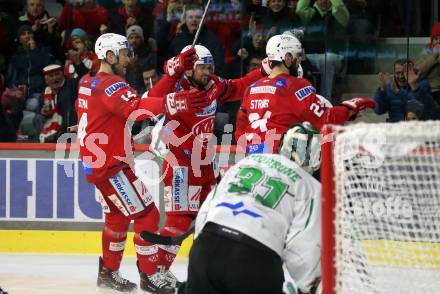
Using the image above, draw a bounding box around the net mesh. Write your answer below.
[332,122,440,294]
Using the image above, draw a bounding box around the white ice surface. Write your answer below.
[0,253,188,294]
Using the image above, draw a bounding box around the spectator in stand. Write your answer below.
[6,25,55,113]
[18,0,63,62]
[227,18,266,78]
[0,8,19,70]
[374,59,440,122]
[243,0,268,22]
[415,22,440,105]
[125,25,157,94]
[64,28,99,79]
[142,64,161,93]
[35,64,79,142]
[296,0,349,102]
[245,54,264,74]
[405,99,424,121]
[168,4,225,76]
[345,0,380,73]
[0,83,25,142]
[204,0,243,68]
[265,0,300,37]
[58,0,108,43]
[155,0,186,69]
[106,0,154,41]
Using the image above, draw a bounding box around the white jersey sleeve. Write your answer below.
[195,153,321,259]
[283,180,322,293]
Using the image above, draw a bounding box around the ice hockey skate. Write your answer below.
[97,257,137,293]
[138,262,175,293]
[158,265,182,289]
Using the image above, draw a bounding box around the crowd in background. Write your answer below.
[0,0,439,143]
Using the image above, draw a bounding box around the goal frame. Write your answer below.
[320,122,440,294]
[321,125,336,294]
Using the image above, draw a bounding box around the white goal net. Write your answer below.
[325,121,440,294]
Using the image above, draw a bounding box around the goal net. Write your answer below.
[321,122,440,294]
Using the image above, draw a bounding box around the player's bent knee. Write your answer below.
[105,212,131,232]
[161,214,193,236]
[133,206,160,233]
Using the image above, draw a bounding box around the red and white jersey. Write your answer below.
[149,69,263,167]
[236,73,350,154]
[76,72,163,184]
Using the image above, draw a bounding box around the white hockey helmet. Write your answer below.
[181,44,214,68]
[266,34,303,62]
[279,122,321,174]
[95,33,130,60]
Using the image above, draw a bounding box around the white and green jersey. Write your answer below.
[195,153,322,292]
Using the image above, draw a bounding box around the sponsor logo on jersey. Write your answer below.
[189,186,202,211]
[135,244,158,255]
[196,100,217,117]
[105,82,128,96]
[294,86,315,101]
[108,194,129,216]
[96,191,111,213]
[133,178,153,207]
[275,78,287,89]
[109,241,126,252]
[172,167,188,211]
[192,117,214,142]
[109,172,143,215]
[164,186,172,211]
[78,98,88,109]
[79,86,91,96]
[249,85,277,95]
[91,78,100,90]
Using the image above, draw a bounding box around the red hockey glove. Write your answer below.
[206,73,227,101]
[340,98,376,120]
[163,47,198,78]
[260,57,272,76]
[165,89,207,116]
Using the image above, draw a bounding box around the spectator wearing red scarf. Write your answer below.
[64,28,99,79]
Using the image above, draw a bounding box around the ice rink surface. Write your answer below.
[0,253,188,294]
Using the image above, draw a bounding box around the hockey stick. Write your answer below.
[140,222,195,245]
[191,0,211,48]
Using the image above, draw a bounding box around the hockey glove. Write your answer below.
[164,48,198,78]
[260,57,272,76]
[206,73,228,101]
[165,90,206,116]
[340,98,376,121]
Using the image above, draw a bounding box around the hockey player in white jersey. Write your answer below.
[184,122,322,294]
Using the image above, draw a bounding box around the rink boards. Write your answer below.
[1,146,438,269]
[0,144,239,257]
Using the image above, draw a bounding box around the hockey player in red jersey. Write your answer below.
[76,33,203,293]
[235,33,376,154]
[144,44,271,288]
